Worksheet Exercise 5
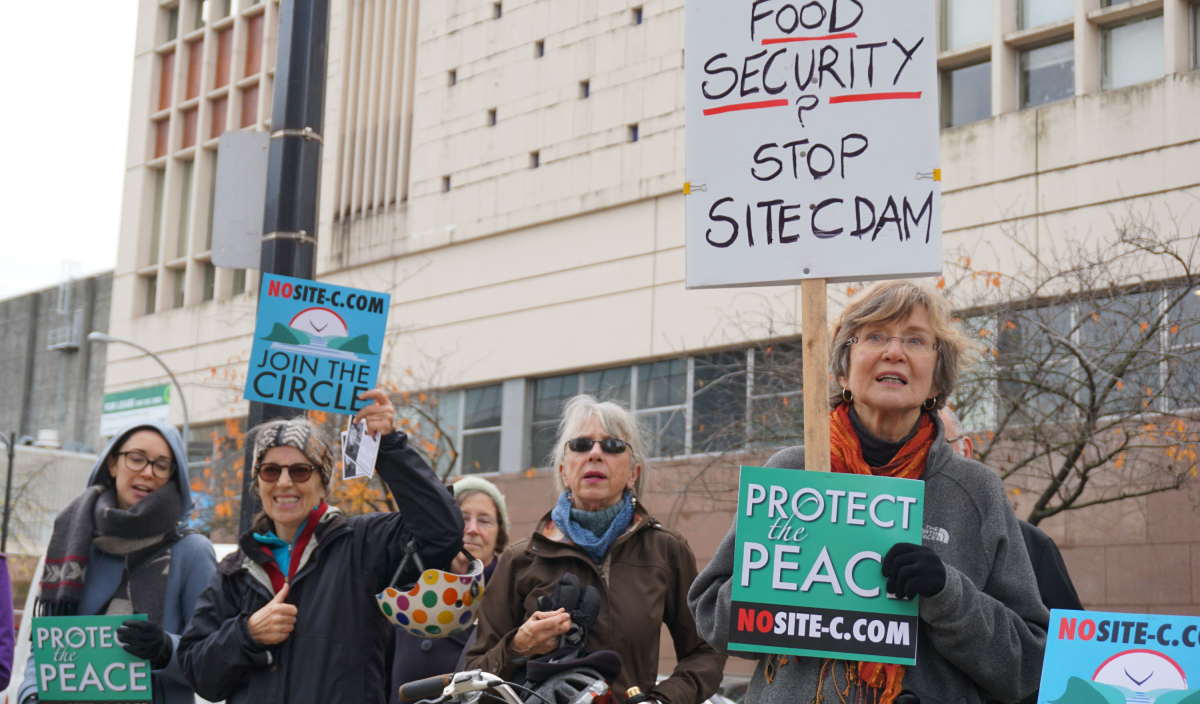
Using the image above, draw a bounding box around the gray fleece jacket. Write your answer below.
[687,412,1049,704]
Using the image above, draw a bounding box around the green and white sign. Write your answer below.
[101,385,170,437]
[730,466,925,665]
[32,615,151,702]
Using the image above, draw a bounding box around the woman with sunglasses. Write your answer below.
[178,390,464,704]
[466,395,726,704]
[17,422,216,704]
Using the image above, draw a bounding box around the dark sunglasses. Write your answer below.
[566,437,630,454]
[256,463,318,483]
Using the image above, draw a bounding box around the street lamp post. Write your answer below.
[0,431,16,553]
[87,333,190,443]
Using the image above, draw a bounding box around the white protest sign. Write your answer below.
[684,0,942,288]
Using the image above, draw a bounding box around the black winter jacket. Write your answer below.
[178,431,463,704]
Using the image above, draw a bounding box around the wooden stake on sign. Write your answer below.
[802,279,832,472]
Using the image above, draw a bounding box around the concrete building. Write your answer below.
[105,0,1200,625]
[0,272,113,454]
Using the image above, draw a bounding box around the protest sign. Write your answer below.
[1039,609,1200,704]
[100,385,170,437]
[684,0,942,288]
[731,466,924,664]
[32,614,151,702]
[244,274,391,414]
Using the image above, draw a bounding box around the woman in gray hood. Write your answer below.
[18,421,217,704]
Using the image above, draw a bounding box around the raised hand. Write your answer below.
[355,388,396,439]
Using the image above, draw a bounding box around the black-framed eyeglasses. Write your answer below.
[116,451,176,479]
[846,332,940,358]
[256,463,318,483]
[566,437,630,454]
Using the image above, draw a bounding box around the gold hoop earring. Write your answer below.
[842,388,853,403]
[923,397,937,410]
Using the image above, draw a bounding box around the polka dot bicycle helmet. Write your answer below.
[376,540,486,638]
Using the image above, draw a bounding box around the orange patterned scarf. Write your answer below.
[824,402,935,704]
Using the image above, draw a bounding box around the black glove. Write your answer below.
[894,690,921,704]
[117,619,172,669]
[882,543,946,599]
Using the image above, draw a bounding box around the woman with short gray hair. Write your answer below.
[689,280,1048,704]
[466,395,725,704]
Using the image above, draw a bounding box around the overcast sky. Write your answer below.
[0,2,139,298]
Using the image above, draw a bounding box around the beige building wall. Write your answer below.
[104,0,1200,620]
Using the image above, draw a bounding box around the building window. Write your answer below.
[167,5,180,42]
[241,84,259,127]
[172,271,186,308]
[1020,40,1074,108]
[151,169,166,264]
[211,96,228,138]
[245,13,264,75]
[535,40,544,58]
[628,124,639,142]
[442,175,451,192]
[493,2,502,19]
[144,275,158,315]
[632,6,643,24]
[749,344,805,447]
[159,50,175,112]
[461,385,503,474]
[488,108,497,126]
[232,268,246,294]
[1193,2,1200,70]
[186,39,204,100]
[1102,14,1165,90]
[941,0,991,50]
[177,160,194,258]
[692,352,749,454]
[580,80,590,99]
[215,28,232,88]
[448,69,457,86]
[941,61,991,127]
[202,262,216,301]
[637,360,688,457]
[1019,0,1073,29]
[155,118,171,159]
[205,151,218,250]
[181,108,198,148]
[195,0,207,30]
[530,151,540,168]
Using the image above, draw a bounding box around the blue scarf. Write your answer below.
[551,491,635,563]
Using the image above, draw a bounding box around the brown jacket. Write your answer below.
[465,504,726,704]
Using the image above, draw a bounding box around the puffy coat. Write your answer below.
[178,431,463,704]
[466,503,726,704]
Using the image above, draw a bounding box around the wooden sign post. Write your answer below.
[801,279,831,472]
[683,1,944,474]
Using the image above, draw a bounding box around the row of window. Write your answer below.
[939,0,1200,129]
[141,0,271,315]
[438,4,646,191]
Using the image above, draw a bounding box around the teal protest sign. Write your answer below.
[32,615,151,702]
[731,466,925,665]
[1038,609,1200,704]
[244,274,391,414]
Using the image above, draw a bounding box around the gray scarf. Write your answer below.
[38,482,182,623]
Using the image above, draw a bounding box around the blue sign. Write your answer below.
[1039,609,1200,704]
[244,274,391,414]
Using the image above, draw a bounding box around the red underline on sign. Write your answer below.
[762,32,858,45]
[829,91,923,104]
[702,99,790,116]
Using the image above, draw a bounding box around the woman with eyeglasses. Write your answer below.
[177,390,464,704]
[389,476,510,704]
[17,422,216,704]
[689,280,1048,704]
[466,395,726,704]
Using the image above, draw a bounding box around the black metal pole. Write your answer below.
[2,431,16,553]
[240,0,331,535]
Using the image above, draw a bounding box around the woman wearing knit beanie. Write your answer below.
[390,476,510,702]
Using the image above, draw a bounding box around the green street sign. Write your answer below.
[100,385,171,437]
[730,466,925,665]
[32,615,152,702]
